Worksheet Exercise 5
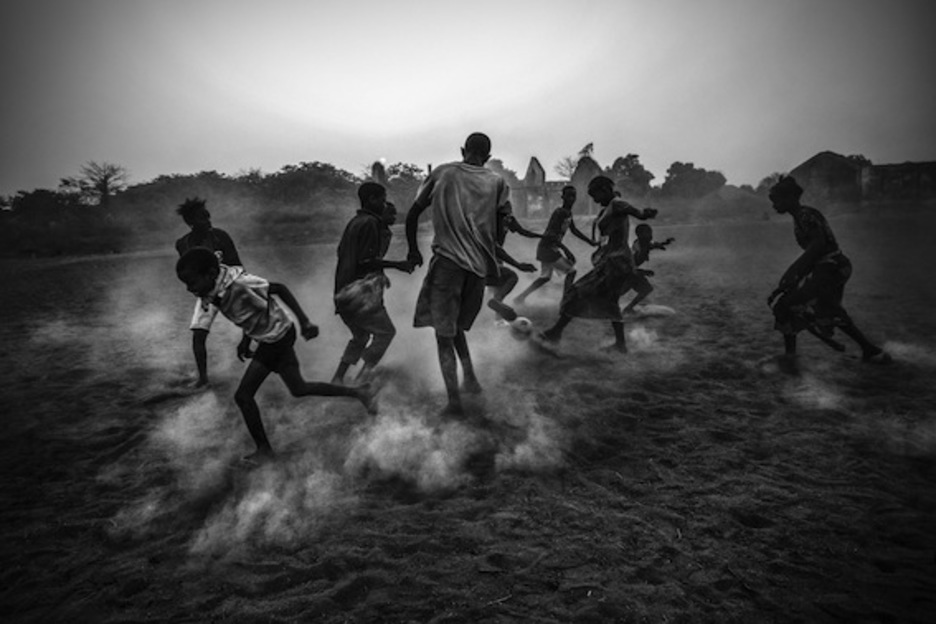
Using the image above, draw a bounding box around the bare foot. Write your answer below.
[462,377,483,395]
[357,383,378,414]
[241,447,276,465]
[862,349,892,365]
[538,329,561,343]
[600,342,628,354]
[440,402,464,418]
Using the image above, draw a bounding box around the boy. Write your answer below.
[513,185,597,305]
[539,176,656,352]
[621,223,674,314]
[486,202,539,322]
[332,184,412,384]
[174,197,243,388]
[176,248,374,462]
[406,132,509,416]
[767,175,889,366]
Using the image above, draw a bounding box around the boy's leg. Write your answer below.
[357,308,397,381]
[602,321,627,352]
[487,269,519,321]
[562,270,577,298]
[514,264,552,304]
[837,321,887,361]
[233,360,275,455]
[540,314,572,342]
[280,361,376,413]
[436,333,462,415]
[622,278,653,313]
[454,330,482,394]
[333,316,370,383]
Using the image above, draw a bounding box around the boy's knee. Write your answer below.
[234,388,254,407]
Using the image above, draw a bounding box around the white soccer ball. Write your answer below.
[510,316,533,338]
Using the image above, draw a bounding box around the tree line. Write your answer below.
[0,150,786,257]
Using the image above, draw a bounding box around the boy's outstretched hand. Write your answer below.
[518,262,537,273]
[299,321,318,340]
[237,336,254,361]
[395,260,415,273]
[407,249,424,268]
[300,321,320,340]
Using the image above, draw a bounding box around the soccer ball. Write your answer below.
[510,316,533,339]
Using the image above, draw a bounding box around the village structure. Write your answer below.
[508,151,936,218]
[789,151,936,204]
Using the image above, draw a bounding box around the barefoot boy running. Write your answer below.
[406,132,510,416]
[332,183,413,384]
[175,197,243,388]
[514,185,596,305]
[177,248,374,462]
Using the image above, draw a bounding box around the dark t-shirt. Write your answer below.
[536,207,572,263]
[335,210,384,294]
[175,228,242,266]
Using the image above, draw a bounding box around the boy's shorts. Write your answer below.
[414,255,485,338]
[539,256,574,279]
[252,326,299,374]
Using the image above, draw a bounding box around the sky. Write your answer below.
[2,0,935,196]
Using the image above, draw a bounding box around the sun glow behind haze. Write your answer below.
[2,0,935,194]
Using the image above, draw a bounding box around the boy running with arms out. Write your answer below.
[175,197,243,388]
[539,176,656,352]
[513,185,597,305]
[406,132,510,416]
[332,183,413,384]
[177,248,374,462]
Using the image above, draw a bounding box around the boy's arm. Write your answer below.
[506,216,542,240]
[192,329,209,385]
[558,242,576,264]
[405,201,429,267]
[268,282,319,339]
[496,246,536,273]
[406,177,434,267]
[615,199,657,221]
[569,219,598,247]
[236,332,254,362]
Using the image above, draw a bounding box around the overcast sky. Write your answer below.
[2,0,934,196]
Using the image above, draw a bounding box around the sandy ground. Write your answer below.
[1,211,934,623]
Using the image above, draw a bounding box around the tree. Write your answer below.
[605,154,655,197]
[59,161,129,209]
[661,162,726,198]
[554,155,578,179]
[384,162,425,212]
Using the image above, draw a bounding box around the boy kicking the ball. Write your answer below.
[177,248,375,462]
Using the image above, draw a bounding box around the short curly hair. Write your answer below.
[176,197,209,224]
[768,176,803,201]
[176,247,219,279]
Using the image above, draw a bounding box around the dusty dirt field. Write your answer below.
[1,210,934,623]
